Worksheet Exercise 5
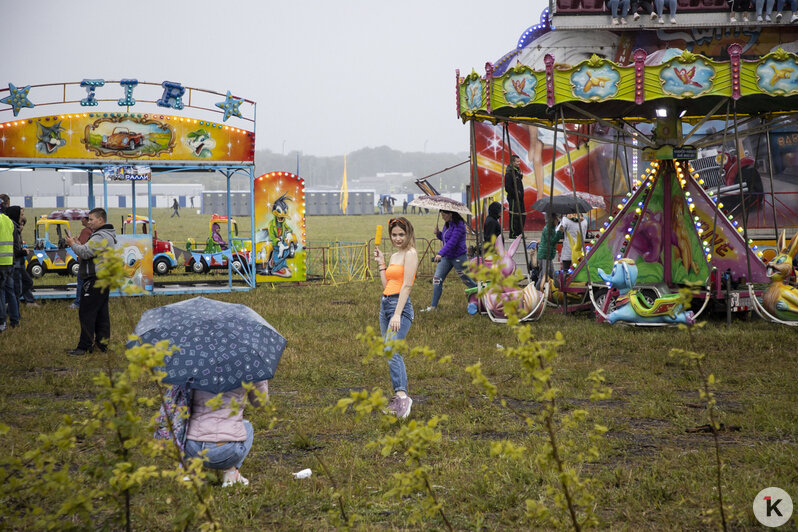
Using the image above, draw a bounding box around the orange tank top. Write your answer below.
[383,263,414,295]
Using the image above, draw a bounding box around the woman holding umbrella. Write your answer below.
[422,210,477,312]
[373,217,418,419]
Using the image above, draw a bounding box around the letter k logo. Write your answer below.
[765,496,783,517]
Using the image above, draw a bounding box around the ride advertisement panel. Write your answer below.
[0,113,253,162]
[254,172,307,283]
[471,121,631,231]
[115,234,154,294]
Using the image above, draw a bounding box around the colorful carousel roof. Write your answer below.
[457,44,798,123]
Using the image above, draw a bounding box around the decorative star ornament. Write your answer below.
[1,83,35,116]
[215,91,243,122]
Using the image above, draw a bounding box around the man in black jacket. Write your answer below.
[64,208,117,355]
[504,155,525,239]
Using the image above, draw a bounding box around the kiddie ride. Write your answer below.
[184,214,252,274]
[457,7,798,325]
[120,214,178,275]
[25,215,81,278]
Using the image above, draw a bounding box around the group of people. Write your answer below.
[605,0,798,24]
[0,194,39,334]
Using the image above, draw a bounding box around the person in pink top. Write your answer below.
[184,379,269,487]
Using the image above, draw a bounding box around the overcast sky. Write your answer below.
[1,0,547,157]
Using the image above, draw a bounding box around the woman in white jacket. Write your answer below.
[557,213,587,272]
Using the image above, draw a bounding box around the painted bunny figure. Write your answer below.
[478,235,544,320]
[763,231,798,322]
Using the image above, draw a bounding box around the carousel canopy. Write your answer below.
[458,45,798,124]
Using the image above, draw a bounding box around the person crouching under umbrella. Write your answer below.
[184,379,269,487]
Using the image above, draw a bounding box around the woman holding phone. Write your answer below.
[372,217,418,419]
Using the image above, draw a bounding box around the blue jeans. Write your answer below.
[379,294,413,394]
[0,267,20,327]
[184,420,254,471]
[431,254,477,308]
[74,277,85,306]
[610,0,630,16]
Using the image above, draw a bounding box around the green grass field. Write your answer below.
[3,213,797,530]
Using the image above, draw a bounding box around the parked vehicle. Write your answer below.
[120,214,178,275]
[25,217,79,278]
[185,214,251,274]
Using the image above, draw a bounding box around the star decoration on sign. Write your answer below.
[215,91,243,122]
[1,83,35,116]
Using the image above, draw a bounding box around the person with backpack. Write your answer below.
[183,380,270,487]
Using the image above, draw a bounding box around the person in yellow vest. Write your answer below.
[0,208,20,332]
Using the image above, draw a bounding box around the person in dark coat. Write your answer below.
[504,155,525,239]
[483,201,502,250]
[64,208,116,355]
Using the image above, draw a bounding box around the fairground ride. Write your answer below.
[458,5,798,325]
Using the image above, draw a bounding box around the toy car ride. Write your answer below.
[184,214,251,274]
[120,214,178,275]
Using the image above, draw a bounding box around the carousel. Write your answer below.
[458,7,798,325]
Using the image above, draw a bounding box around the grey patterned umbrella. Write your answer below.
[132,297,285,393]
[408,195,471,216]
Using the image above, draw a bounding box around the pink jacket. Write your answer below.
[186,380,269,442]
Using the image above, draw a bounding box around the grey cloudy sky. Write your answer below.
[1,0,547,157]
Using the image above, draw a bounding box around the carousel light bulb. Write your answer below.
[699,179,705,185]
[757,251,763,256]
[625,234,631,240]
[706,253,712,260]
[599,227,605,233]
[635,207,641,213]
[718,203,724,209]
[616,253,623,259]
[737,227,744,233]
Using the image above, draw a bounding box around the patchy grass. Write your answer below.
[3,220,797,529]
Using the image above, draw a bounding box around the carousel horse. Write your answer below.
[762,231,798,322]
[475,235,545,320]
[598,258,695,325]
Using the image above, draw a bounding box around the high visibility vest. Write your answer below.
[0,214,13,267]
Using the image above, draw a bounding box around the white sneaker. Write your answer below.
[730,14,737,22]
[612,17,620,24]
[659,16,665,23]
[791,12,798,22]
[765,14,772,21]
[621,17,628,24]
[775,11,783,21]
[756,14,763,21]
[633,11,640,20]
[670,16,677,23]
[221,468,249,487]
[419,306,436,312]
[743,13,750,21]
[650,11,658,19]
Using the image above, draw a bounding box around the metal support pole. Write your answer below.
[132,180,136,235]
[147,178,153,235]
[249,166,256,287]
[88,170,95,210]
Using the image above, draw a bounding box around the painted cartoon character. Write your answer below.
[122,244,144,289]
[671,193,699,274]
[762,231,798,322]
[185,128,216,158]
[598,258,695,325]
[256,193,298,278]
[36,121,67,154]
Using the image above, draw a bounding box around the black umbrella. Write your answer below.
[131,297,285,393]
[531,194,592,215]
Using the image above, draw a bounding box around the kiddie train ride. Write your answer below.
[458,6,798,325]
[0,78,258,298]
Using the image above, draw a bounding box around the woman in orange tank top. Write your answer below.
[373,217,418,419]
